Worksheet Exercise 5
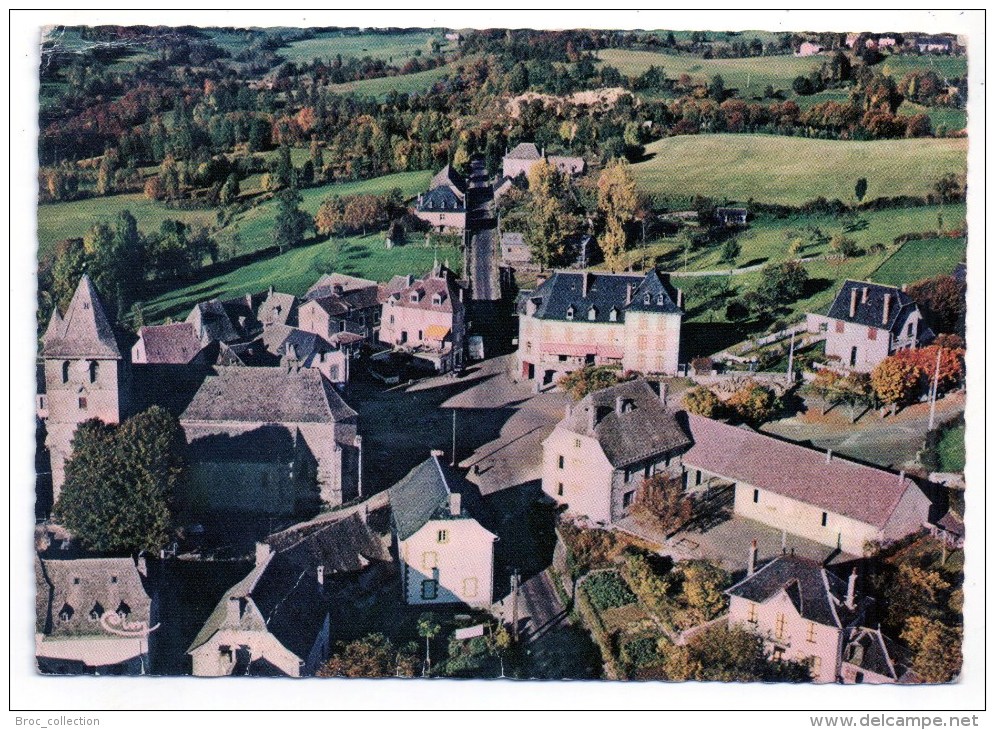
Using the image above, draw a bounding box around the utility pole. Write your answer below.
[928,347,942,431]
[511,570,520,643]
[787,329,796,381]
[451,409,457,466]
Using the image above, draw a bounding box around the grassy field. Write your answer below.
[36,170,433,261]
[632,134,968,205]
[870,237,967,286]
[36,195,218,259]
[326,64,451,99]
[142,232,461,322]
[881,53,968,80]
[938,423,966,473]
[595,48,820,95]
[898,101,967,132]
[279,30,446,64]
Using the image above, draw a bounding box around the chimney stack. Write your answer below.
[626,284,633,305]
[846,567,857,609]
[449,493,461,516]
[582,272,591,297]
[882,293,891,325]
[676,289,684,309]
[615,396,625,415]
[748,539,757,576]
[898,469,905,484]
[659,381,669,407]
[849,287,858,318]
[316,565,324,587]
[588,406,597,431]
[861,286,869,304]
[430,448,445,459]
[255,542,271,567]
[826,449,832,464]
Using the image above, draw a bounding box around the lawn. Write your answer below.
[870,237,967,286]
[595,48,820,96]
[632,134,968,206]
[898,101,967,133]
[279,29,447,64]
[880,53,968,80]
[326,64,452,99]
[141,231,461,323]
[938,422,966,473]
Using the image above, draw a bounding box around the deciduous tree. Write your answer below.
[597,159,638,272]
[317,633,418,678]
[871,357,924,413]
[633,474,692,536]
[682,386,723,417]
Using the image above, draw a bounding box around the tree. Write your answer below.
[272,186,313,252]
[720,238,741,264]
[597,159,638,272]
[317,633,418,678]
[54,406,184,554]
[893,345,965,395]
[633,474,692,535]
[558,366,625,400]
[901,617,962,684]
[272,144,295,190]
[315,196,346,237]
[836,372,873,423]
[417,612,442,676]
[682,386,723,417]
[727,382,781,425]
[906,275,967,336]
[52,238,92,312]
[219,173,240,206]
[810,368,841,415]
[709,74,726,101]
[871,356,924,413]
[657,625,811,682]
[792,75,815,95]
[524,160,577,270]
[933,174,962,204]
[854,177,868,203]
[830,233,862,257]
[679,560,730,625]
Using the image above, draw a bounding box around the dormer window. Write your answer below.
[432,293,444,306]
[116,601,131,618]
[566,305,575,321]
[89,602,104,621]
[109,575,118,584]
[656,293,665,305]
[59,604,74,622]
[643,293,651,305]
[410,291,421,303]
[609,308,619,322]
[588,306,597,321]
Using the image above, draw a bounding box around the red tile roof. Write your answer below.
[683,414,923,529]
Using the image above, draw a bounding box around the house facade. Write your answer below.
[390,453,497,607]
[542,379,691,524]
[726,553,868,683]
[379,263,467,373]
[413,164,467,232]
[178,366,362,514]
[40,275,132,500]
[299,274,382,343]
[36,556,157,675]
[502,142,585,180]
[807,280,930,372]
[516,269,684,386]
[682,414,933,555]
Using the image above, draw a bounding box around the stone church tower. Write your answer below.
[40,274,130,501]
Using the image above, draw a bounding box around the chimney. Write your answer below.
[826,449,832,463]
[748,539,757,576]
[430,448,445,459]
[861,286,869,304]
[676,288,684,309]
[536,273,548,287]
[846,567,857,610]
[849,288,858,318]
[615,396,625,415]
[316,565,324,586]
[449,493,461,516]
[255,542,271,566]
[136,556,148,577]
[626,284,633,305]
[226,596,242,624]
[898,469,905,484]
[659,381,669,407]
[882,293,891,325]
[901,284,907,293]
[582,272,591,297]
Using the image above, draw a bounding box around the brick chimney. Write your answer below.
[582,272,592,297]
[615,395,625,415]
[861,286,869,304]
[658,381,669,407]
[676,288,684,309]
[430,448,445,459]
[846,567,858,610]
[748,539,757,576]
[626,284,633,305]
[849,287,858,318]
[255,542,271,566]
[882,293,892,325]
[449,493,461,516]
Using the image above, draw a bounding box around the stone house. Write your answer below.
[299,274,382,344]
[379,263,467,373]
[541,379,691,524]
[806,280,931,372]
[516,269,684,386]
[795,41,824,56]
[186,295,263,347]
[413,164,467,232]
[188,513,390,677]
[39,274,132,501]
[257,289,299,329]
[390,453,497,607]
[178,366,362,515]
[715,207,748,227]
[502,142,585,180]
[682,414,933,555]
[726,552,869,683]
[131,322,205,365]
[35,555,157,675]
[261,324,352,385]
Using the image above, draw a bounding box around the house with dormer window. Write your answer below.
[413,164,467,232]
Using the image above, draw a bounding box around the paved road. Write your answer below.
[466,157,500,301]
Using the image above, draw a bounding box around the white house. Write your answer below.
[390,452,497,607]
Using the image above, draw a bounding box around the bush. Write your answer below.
[727,382,781,424]
[584,571,637,611]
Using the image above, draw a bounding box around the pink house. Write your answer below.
[379,263,466,372]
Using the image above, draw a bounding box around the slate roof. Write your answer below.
[559,379,692,468]
[385,265,463,314]
[506,142,542,160]
[430,164,467,196]
[186,299,240,344]
[305,273,378,301]
[417,186,465,213]
[521,269,682,323]
[180,366,356,424]
[683,414,925,529]
[266,513,390,575]
[257,291,299,328]
[388,454,492,541]
[825,280,921,334]
[843,626,913,681]
[262,324,338,365]
[726,556,865,628]
[135,323,203,364]
[36,556,152,638]
[42,274,123,359]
